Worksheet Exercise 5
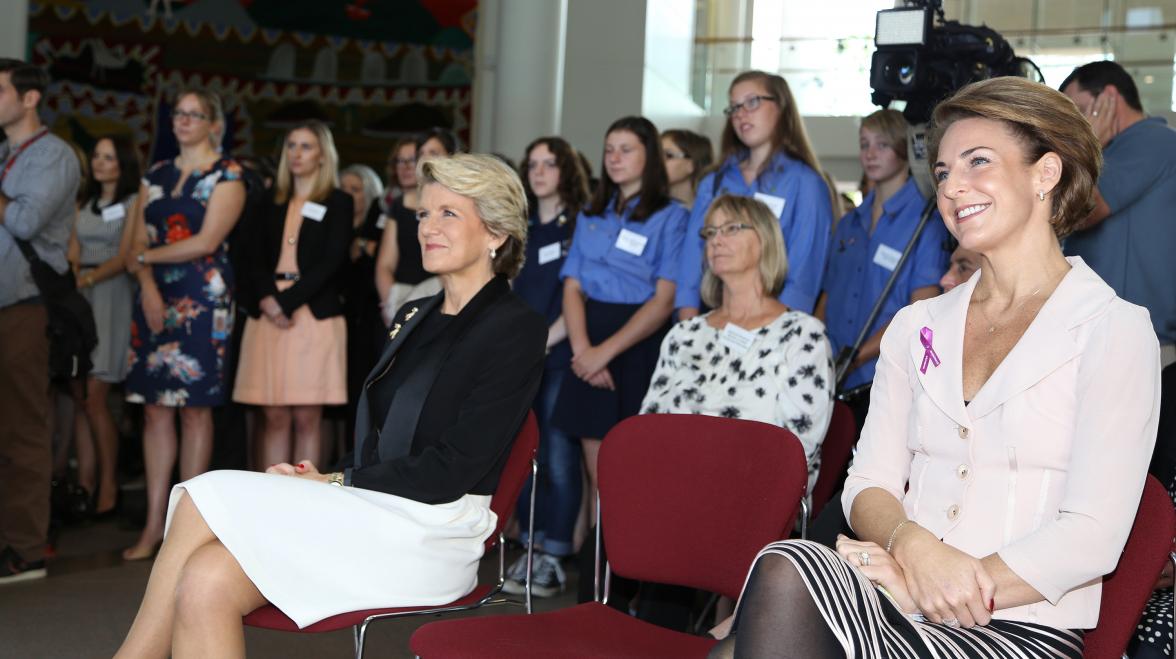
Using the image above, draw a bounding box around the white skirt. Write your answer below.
[165,470,496,628]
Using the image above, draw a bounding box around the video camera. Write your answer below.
[870,0,1035,126]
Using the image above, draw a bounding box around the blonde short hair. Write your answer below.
[274,121,340,205]
[699,194,788,308]
[417,153,529,278]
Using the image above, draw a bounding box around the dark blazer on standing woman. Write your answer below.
[244,187,354,319]
[342,275,546,504]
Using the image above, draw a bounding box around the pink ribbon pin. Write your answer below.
[919,327,941,374]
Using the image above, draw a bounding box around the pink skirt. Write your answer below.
[233,307,347,406]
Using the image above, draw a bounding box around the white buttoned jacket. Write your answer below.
[843,257,1161,629]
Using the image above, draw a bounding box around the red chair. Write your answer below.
[810,400,857,521]
[409,413,810,658]
[1083,474,1175,659]
[242,411,539,659]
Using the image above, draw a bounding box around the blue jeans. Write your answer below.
[516,367,581,557]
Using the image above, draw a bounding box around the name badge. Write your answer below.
[753,192,786,217]
[538,242,562,265]
[615,228,648,256]
[302,201,327,221]
[101,203,126,223]
[873,244,902,271]
[211,307,230,340]
[375,214,388,230]
[720,323,757,353]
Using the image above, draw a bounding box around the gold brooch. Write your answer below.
[389,323,402,340]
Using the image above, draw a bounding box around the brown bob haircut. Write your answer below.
[927,76,1102,239]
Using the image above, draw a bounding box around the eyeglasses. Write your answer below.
[171,109,209,122]
[699,222,753,240]
[722,95,777,117]
[664,150,690,160]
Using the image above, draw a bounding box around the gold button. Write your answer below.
[957,426,970,439]
[947,504,960,520]
[956,464,970,480]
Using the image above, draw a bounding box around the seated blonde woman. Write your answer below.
[641,194,834,494]
[709,77,1160,659]
[114,154,546,658]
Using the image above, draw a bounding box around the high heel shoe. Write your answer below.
[91,488,121,523]
[121,538,162,561]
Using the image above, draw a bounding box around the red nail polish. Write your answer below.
[298,463,305,469]
[988,598,995,612]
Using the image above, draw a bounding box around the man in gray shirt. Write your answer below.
[0,59,80,584]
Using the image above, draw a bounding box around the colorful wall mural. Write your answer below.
[26,0,477,173]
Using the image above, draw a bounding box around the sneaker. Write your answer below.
[501,554,530,594]
[0,546,47,585]
[529,553,568,598]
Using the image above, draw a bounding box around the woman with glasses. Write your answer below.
[677,70,835,318]
[122,89,246,560]
[233,121,353,470]
[642,194,833,494]
[375,128,459,325]
[662,129,714,207]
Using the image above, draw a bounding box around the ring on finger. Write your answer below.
[857,551,871,567]
[942,618,960,628]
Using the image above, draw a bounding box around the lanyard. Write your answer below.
[0,128,50,186]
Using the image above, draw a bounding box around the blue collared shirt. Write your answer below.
[560,195,686,304]
[823,178,948,389]
[675,152,833,313]
[1064,116,1176,345]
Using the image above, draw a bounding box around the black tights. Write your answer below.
[708,554,842,659]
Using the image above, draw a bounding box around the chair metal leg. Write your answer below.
[593,492,602,603]
[800,497,810,540]
[525,457,538,614]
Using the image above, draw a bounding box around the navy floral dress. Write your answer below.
[125,158,243,407]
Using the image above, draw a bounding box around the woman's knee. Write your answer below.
[291,406,322,433]
[748,552,805,599]
[174,543,257,619]
[263,406,292,429]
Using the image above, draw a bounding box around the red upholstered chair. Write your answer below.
[409,413,810,658]
[242,411,539,659]
[810,400,857,521]
[1083,474,1175,659]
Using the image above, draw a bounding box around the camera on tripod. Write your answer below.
[869,0,1035,126]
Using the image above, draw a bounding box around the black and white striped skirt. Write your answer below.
[734,540,1084,658]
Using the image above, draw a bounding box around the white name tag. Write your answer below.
[302,201,327,221]
[720,323,758,353]
[538,242,562,265]
[754,192,786,217]
[375,214,388,230]
[873,243,902,271]
[615,228,648,256]
[101,203,126,222]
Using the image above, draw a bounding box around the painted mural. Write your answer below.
[26,0,477,172]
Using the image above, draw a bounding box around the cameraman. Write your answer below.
[0,59,80,584]
[1061,61,1175,372]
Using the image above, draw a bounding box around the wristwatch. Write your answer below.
[327,472,345,487]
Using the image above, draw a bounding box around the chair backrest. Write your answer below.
[597,414,808,601]
[485,410,539,552]
[1083,475,1176,659]
[811,400,857,519]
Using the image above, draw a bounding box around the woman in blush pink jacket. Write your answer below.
[708,78,1161,659]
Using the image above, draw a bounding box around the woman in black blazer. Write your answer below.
[232,121,353,469]
[115,153,545,656]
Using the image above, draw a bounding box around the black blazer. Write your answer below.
[345,276,546,504]
[244,188,354,319]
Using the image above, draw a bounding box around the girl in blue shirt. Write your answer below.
[503,136,590,597]
[677,70,835,316]
[552,116,686,506]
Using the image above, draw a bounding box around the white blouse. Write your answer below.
[640,310,835,492]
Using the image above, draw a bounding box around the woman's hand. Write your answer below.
[586,369,616,391]
[266,460,330,483]
[572,344,613,381]
[260,295,293,329]
[836,535,918,614]
[141,284,165,334]
[125,250,144,275]
[894,529,995,628]
[1088,91,1118,147]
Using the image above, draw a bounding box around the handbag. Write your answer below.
[13,238,98,383]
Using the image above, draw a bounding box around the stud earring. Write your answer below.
[1037,190,1046,201]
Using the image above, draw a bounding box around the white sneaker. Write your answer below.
[501,553,567,598]
[501,554,529,595]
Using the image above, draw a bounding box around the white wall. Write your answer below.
[0,0,28,59]
[642,0,706,134]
